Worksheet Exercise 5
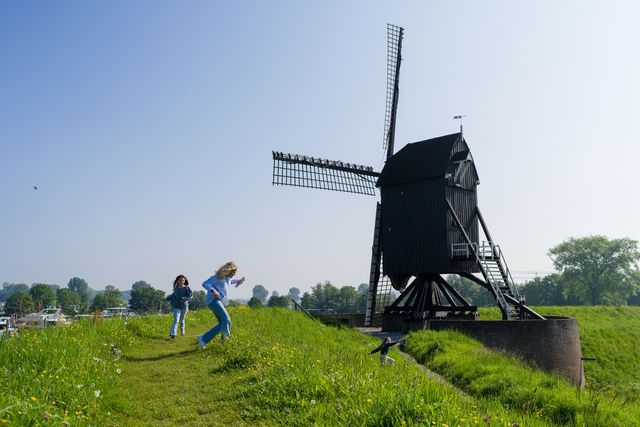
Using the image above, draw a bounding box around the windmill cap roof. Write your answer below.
[377,133,472,187]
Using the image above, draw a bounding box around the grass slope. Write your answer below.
[479,306,640,400]
[6,306,636,426]
[400,306,640,427]
[108,308,543,426]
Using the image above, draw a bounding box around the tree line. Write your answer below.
[242,282,375,313]
[3,235,638,317]
[0,278,210,317]
[450,235,640,307]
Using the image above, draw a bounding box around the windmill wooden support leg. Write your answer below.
[365,203,383,327]
[384,274,478,321]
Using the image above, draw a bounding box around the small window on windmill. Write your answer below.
[451,151,473,188]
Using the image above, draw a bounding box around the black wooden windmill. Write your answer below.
[272,25,544,325]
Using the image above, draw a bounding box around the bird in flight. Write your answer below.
[33,186,38,190]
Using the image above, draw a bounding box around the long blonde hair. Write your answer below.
[216,261,238,278]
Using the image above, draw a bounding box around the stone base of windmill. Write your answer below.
[381,314,585,388]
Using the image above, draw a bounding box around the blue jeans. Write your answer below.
[170,307,188,336]
[201,299,231,344]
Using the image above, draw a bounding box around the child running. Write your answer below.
[166,274,193,339]
[197,261,245,349]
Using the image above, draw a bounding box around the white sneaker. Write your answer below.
[197,335,206,350]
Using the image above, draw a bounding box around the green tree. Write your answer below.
[0,282,29,302]
[252,285,269,303]
[308,281,340,311]
[247,296,264,308]
[29,283,57,309]
[129,286,167,314]
[91,293,109,311]
[67,277,90,306]
[288,287,301,302]
[300,292,313,309]
[102,285,123,307]
[549,236,640,305]
[131,280,152,291]
[267,293,290,308]
[446,275,496,307]
[190,290,207,310]
[356,283,369,313]
[337,286,359,312]
[520,274,566,306]
[91,286,123,310]
[5,290,34,316]
[56,288,81,314]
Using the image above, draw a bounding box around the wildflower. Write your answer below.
[366,398,373,404]
[310,400,316,405]
[76,384,83,389]
[116,368,122,374]
[94,390,101,398]
[30,396,37,401]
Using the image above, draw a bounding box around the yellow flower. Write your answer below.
[30,396,37,401]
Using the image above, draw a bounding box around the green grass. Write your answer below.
[108,308,543,426]
[480,306,640,401]
[528,306,640,400]
[399,306,640,427]
[2,308,546,426]
[3,306,638,426]
[0,318,134,426]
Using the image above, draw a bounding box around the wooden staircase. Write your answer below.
[448,201,545,320]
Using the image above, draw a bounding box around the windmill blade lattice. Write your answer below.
[383,24,404,158]
[272,151,379,196]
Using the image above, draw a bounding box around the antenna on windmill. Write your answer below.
[383,24,404,160]
[453,115,466,138]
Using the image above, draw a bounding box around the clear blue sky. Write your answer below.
[2,1,639,299]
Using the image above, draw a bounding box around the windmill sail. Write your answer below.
[272,151,379,196]
[383,24,404,160]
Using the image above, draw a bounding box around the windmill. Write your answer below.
[272,24,544,326]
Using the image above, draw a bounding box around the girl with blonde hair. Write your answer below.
[197,261,245,349]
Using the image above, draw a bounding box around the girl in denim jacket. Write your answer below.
[166,275,193,339]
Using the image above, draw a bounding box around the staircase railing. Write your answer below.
[475,246,512,319]
[452,241,519,297]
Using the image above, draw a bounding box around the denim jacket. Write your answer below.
[166,286,193,309]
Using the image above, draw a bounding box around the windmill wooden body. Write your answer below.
[272,25,544,326]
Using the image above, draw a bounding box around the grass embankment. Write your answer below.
[479,306,640,400]
[109,308,542,426]
[532,306,640,401]
[403,306,640,427]
[2,308,546,426]
[0,319,133,426]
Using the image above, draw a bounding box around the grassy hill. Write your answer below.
[1,306,638,426]
[478,305,640,400]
